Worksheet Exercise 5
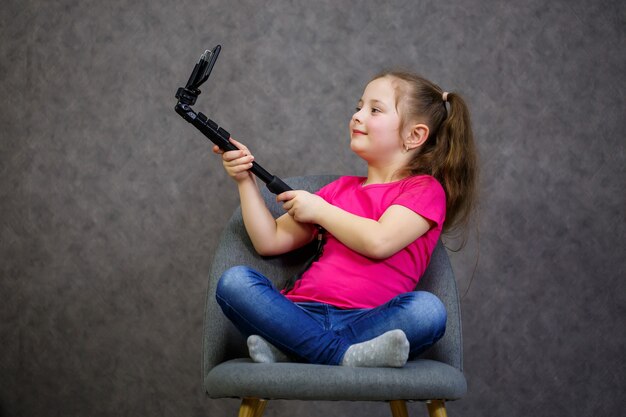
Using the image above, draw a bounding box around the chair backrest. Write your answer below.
[203,175,463,389]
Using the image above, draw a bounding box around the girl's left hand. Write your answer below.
[277,190,326,223]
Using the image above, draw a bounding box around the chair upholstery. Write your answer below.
[203,175,466,405]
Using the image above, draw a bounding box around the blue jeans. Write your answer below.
[216,266,447,365]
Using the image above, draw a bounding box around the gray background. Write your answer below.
[1,0,624,416]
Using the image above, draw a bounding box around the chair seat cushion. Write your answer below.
[205,358,467,401]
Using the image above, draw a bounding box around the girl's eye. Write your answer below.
[371,108,381,113]
[355,106,362,112]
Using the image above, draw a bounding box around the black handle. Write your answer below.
[175,103,292,194]
[266,176,291,194]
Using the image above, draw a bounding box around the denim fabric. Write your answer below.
[216,265,447,365]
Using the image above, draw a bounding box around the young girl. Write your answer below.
[213,71,477,367]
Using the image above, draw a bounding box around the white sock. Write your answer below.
[247,335,290,363]
[340,329,409,368]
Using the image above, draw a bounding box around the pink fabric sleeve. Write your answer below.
[391,177,446,227]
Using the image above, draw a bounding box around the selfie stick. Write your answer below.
[174,45,292,195]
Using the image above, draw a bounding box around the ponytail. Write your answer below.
[373,71,478,240]
[434,92,478,236]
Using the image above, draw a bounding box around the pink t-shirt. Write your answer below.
[285,175,446,309]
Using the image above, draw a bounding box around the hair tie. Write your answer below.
[442,91,449,102]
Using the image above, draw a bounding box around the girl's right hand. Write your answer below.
[212,138,255,183]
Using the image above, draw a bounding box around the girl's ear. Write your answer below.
[405,123,430,151]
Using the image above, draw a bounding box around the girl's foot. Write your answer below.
[340,329,409,368]
[247,335,290,363]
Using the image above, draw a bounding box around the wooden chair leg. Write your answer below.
[238,398,267,417]
[426,400,448,417]
[389,400,409,417]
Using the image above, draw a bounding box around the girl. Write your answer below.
[213,71,477,367]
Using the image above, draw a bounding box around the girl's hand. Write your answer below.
[277,190,326,223]
[212,138,255,183]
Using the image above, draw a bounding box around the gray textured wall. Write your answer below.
[1,0,624,416]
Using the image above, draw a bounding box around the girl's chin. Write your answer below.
[349,140,364,154]
[349,143,374,161]
[350,142,397,164]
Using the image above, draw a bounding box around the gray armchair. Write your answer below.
[203,175,466,417]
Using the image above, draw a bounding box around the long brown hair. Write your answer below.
[374,71,478,239]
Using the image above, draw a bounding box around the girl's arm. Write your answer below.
[214,139,316,256]
[278,190,432,259]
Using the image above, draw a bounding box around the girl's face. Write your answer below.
[349,77,404,164]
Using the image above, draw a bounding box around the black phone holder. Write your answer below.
[174,45,292,195]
